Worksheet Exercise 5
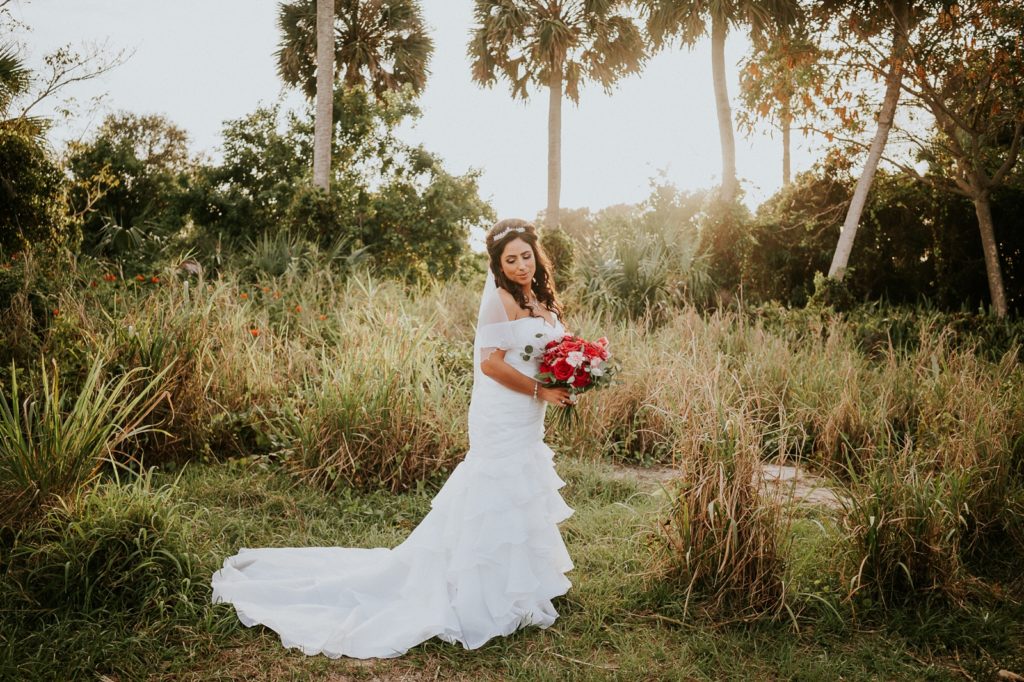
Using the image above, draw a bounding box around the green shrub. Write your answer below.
[3,471,199,615]
[540,225,575,289]
[0,355,170,530]
[654,410,788,619]
[0,125,76,255]
[840,450,972,608]
[807,270,858,313]
[286,310,470,493]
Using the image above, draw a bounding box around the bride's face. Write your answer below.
[499,237,536,290]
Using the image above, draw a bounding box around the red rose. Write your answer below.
[553,360,574,381]
[573,371,591,389]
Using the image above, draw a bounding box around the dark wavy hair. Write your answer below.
[485,218,563,319]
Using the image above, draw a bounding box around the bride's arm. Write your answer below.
[480,349,570,405]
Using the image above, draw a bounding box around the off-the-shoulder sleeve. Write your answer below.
[477,319,514,353]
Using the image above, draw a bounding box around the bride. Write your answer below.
[211,218,577,658]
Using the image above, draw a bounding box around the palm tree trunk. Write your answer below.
[972,192,1008,317]
[711,12,737,203]
[828,13,907,281]
[313,0,334,191]
[781,99,792,186]
[546,69,562,227]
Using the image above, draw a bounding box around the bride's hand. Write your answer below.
[539,386,573,407]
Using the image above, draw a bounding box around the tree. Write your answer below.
[822,0,921,283]
[642,0,799,203]
[0,126,69,254]
[277,0,432,193]
[0,45,30,124]
[882,1,1024,317]
[65,112,192,260]
[275,0,434,99]
[313,0,334,190]
[468,0,646,227]
[737,27,826,186]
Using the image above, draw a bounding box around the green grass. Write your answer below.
[4,455,1020,681]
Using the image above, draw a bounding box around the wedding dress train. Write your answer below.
[210,312,574,658]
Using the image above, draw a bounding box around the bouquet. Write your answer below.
[534,333,618,427]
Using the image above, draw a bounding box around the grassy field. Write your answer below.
[5,453,1021,681]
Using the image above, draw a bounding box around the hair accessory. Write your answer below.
[493,225,526,241]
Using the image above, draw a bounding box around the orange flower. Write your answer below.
[318,314,327,321]
[135,274,146,282]
[102,273,117,282]
[261,286,270,293]
[240,292,249,300]
[89,280,98,288]
[249,327,260,337]
[294,305,302,313]
[52,308,60,317]
[273,291,281,300]
[150,276,160,284]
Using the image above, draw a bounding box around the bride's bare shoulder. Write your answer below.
[496,287,526,320]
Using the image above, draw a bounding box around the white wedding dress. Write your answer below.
[210,309,574,659]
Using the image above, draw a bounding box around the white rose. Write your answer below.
[566,351,585,368]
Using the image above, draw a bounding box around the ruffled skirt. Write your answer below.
[210,398,574,659]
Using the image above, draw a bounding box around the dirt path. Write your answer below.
[607,461,844,510]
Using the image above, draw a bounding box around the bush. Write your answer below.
[0,355,170,530]
[65,112,193,271]
[654,410,788,619]
[287,317,471,493]
[572,183,714,322]
[696,195,753,304]
[3,471,199,615]
[744,160,1024,313]
[540,225,575,288]
[0,125,75,255]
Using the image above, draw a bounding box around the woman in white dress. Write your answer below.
[211,218,577,659]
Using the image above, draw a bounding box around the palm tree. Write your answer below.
[737,28,825,186]
[642,0,799,203]
[276,0,434,100]
[313,0,333,190]
[278,0,432,191]
[468,1,646,227]
[0,44,30,126]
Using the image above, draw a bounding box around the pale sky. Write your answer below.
[13,0,826,221]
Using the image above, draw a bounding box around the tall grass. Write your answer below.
[286,309,470,492]
[4,249,1023,612]
[839,447,974,609]
[3,470,199,615]
[0,355,170,530]
[654,407,789,620]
